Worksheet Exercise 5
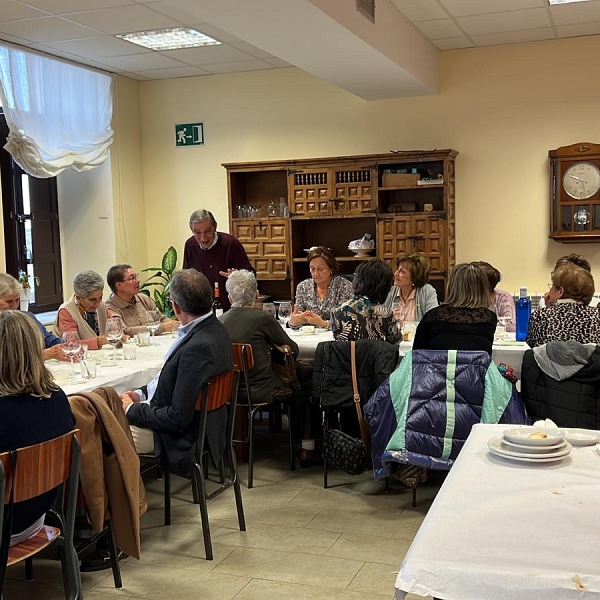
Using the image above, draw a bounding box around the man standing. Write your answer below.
[105,264,177,337]
[121,269,233,475]
[182,209,253,311]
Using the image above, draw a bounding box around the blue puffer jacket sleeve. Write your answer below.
[364,378,396,480]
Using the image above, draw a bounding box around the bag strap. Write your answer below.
[350,341,368,447]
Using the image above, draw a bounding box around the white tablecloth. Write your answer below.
[46,335,174,396]
[285,327,334,360]
[396,423,600,600]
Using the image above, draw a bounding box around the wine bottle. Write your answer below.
[212,282,224,318]
[515,286,531,342]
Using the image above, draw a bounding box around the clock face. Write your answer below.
[563,162,600,200]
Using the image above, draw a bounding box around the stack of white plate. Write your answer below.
[488,427,571,464]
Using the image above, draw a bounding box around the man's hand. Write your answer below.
[218,268,237,278]
[43,345,69,362]
[120,392,138,411]
[120,390,141,404]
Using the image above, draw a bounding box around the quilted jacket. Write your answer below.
[365,350,529,479]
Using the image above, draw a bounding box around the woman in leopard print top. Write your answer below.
[526,264,600,348]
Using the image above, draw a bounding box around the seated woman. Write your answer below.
[475,261,516,332]
[413,262,497,355]
[220,269,300,403]
[290,246,353,329]
[0,272,65,361]
[384,253,438,322]
[55,270,120,350]
[526,264,600,348]
[332,260,401,344]
[543,254,592,307]
[0,310,75,547]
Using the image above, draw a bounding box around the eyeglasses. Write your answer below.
[123,273,140,282]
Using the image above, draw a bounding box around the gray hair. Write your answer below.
[170,269,212,316]
[73,271,104,298]
[0,273,21,298]
[189,209,217,229]
[226,270,257,307]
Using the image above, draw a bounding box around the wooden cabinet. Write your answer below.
[223,150,457,300]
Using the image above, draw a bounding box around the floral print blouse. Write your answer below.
[332,296,402,344]
[294,276,354,320]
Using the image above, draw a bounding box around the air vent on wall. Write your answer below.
[356,0,375,23]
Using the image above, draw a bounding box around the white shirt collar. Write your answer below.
[200,232,219,250]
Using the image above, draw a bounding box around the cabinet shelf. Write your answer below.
[292,255,376,263]
[379,184,443,191]
[290,213,376,220]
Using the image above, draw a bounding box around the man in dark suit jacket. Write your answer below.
[121,269,233,475]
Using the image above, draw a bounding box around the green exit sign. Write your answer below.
[175,122,204,147]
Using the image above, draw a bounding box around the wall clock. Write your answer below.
[549,143,600,242]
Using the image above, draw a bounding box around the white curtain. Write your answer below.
[0,43,114,178]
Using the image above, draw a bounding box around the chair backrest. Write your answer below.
[195,369,237,413]
[231,343,255,406]
[2,430,80,503]
[0,453,10,505]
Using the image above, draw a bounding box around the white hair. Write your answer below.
[225,270,257,307]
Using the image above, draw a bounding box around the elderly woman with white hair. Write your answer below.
[0,272,66,360]
[54,270,120,350]
[220,269,299,403]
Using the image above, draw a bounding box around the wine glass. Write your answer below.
[61,331,81,377]
[105,317,123,365]
[391,300,404,334]
[262,302,276,319]
[497,316,511,340]
[278,302,292,327]
[145,309,161,345]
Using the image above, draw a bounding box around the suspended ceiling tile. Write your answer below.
[97,51,187,70]
[389,0,448,21]
[140,1,208,24]
[264,57,293,67]
[470,27,554,46]
[63,4,181,35]
[136,65,211,78]
[190,23,249,45]
[440,0,546,18]
[0,17,100,44]
[434,36,474,50]
[118,71,151,80]
[457,7,550,35]
[415,18,464,39]
[550,2,600,26]
[162,44,255,66]
[0,1,49,21]
[44,35,152,58]
[232,41,274,59]
[202,59,275,74]
[557,21,600,37]
[19,0,135,13]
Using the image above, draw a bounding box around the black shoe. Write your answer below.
[80,541,126,572]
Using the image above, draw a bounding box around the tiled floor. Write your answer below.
[4,432,440,599]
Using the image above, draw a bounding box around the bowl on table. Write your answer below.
[502,427,565,447]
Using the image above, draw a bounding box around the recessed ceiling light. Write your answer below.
[548,0,593,5]
[116,27,221,51]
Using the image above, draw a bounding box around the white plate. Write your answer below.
[501,437,567,453]
[488,438,572,463]
[503,427,565,446]
[559,428,600,446]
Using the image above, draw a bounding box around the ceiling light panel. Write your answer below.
[116,27,221,51]
[548,0,593,5]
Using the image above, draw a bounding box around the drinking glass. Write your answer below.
[278,302,292,326]
[105,317,123,365]
[262,302,276,318]
[145,309,161,345]
[61,331,81,377]
[391,300,404,333]
[497,316,511,340]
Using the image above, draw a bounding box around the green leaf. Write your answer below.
[162,246,178,274]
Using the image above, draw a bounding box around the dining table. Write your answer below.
[46,335,175,396]
[395,423,600,600]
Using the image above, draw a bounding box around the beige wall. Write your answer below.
[137,34,600,295]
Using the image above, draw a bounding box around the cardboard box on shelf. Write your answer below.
[382,173,420,187]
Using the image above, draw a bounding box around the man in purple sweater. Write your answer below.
[182,209,253,311]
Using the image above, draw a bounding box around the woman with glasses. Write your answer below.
[54,270,118,350]
[105,263,177,336]
[289,246,353,329]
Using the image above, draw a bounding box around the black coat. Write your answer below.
[127,315,233,475]
[521,347,600,429]
[312,339,400,408]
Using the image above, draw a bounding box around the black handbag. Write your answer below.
[322,341,369,475]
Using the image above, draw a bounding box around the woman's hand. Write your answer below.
[304,311,328,328]
[289,304,306,327]
[43,345,70,362]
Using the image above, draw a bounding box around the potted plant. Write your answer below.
[18,270,33,311]
[139,246,178,318]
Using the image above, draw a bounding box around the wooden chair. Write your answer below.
[0,430,81,600]
[160,366,246,561]
[232,343,296,489]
